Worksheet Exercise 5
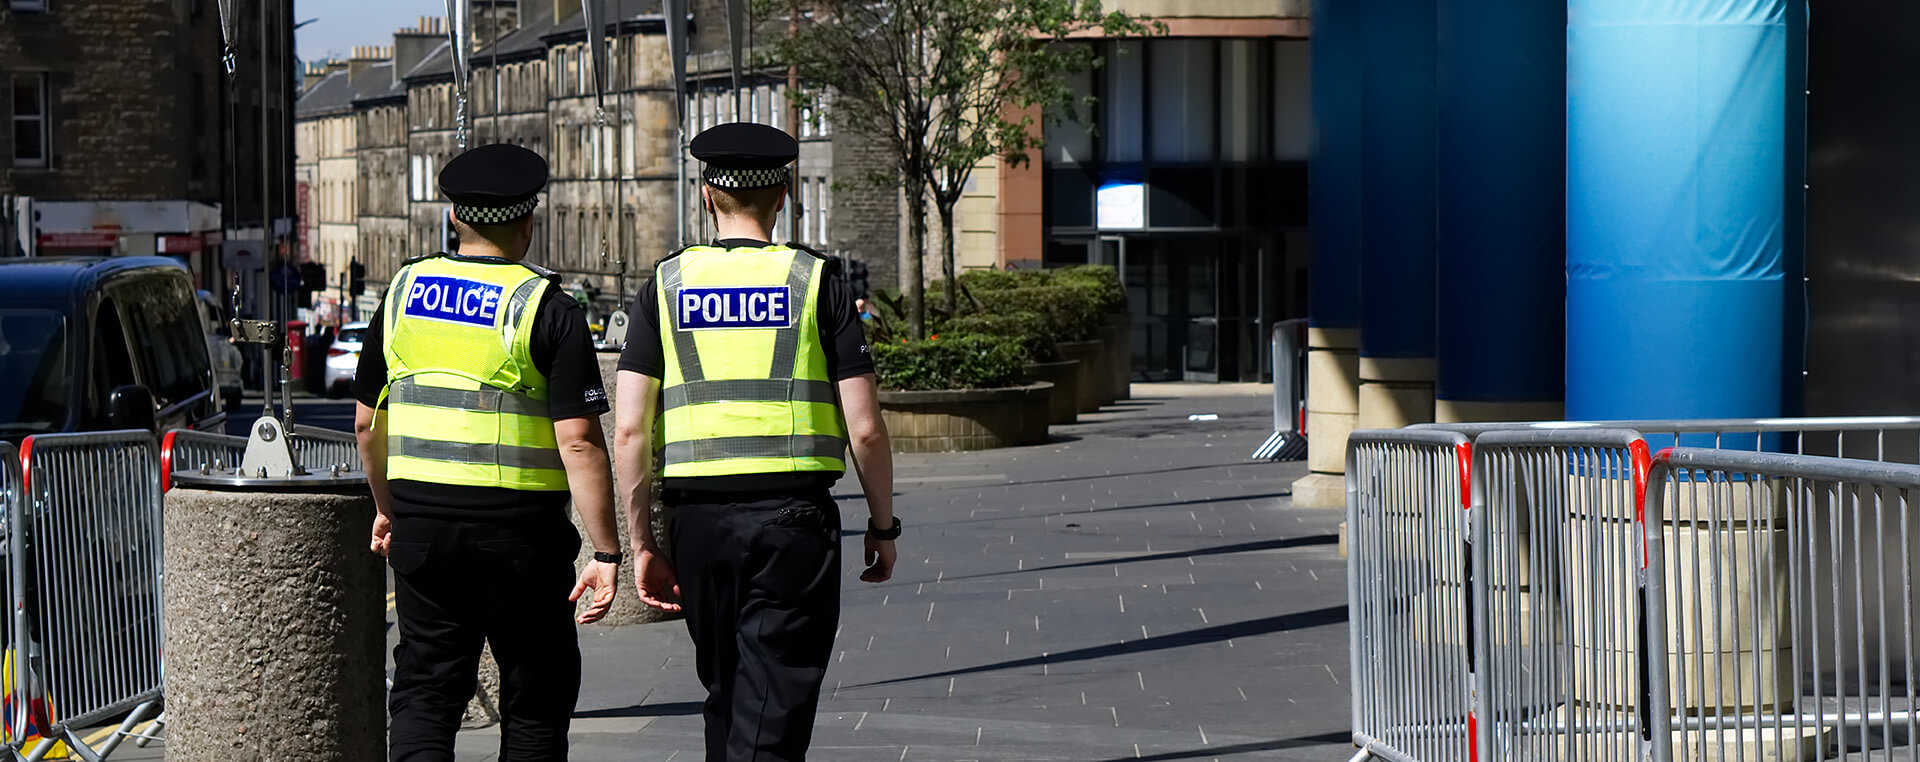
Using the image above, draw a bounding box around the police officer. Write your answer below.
[612,122,898,762]
[352,143,624,762]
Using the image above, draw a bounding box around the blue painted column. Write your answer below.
[1434,0,1566,423]
[1294,0,1367,508]
[1356,0,1437,430]
[1566,0,1796,434]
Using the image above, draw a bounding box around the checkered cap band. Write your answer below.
[455,197,539,225]
[703,166,789,189]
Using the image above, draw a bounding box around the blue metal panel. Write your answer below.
[1435,0,1565,404]
[1359,0,1436,360]
[1307,0,1363,331]
[1566,0,1791,422]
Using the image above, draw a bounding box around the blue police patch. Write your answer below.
[676,286,793,330]
[403,276,505,328]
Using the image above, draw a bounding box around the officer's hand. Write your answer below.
[570,560,620,625]
[370,513,392,557]
[860,537,895,583]
[635,548,682,612]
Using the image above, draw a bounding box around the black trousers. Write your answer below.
[387,513,583,762]
[668,489,843,762]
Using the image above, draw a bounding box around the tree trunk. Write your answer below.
[906,179,928,341]
[937,198,958,319]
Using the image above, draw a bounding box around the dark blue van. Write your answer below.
[0,256,226,442]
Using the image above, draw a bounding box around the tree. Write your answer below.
[765,0,1155,340]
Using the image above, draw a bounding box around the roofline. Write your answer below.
[541,15,671,46]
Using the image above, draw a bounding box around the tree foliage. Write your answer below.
[763,0,1156,340]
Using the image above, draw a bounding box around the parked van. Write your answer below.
[0,257,226,442]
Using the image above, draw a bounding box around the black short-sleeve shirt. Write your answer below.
[354,255,610,520]
[618,240,873,494]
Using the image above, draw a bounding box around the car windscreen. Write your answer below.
[0,309,71,434]
[336,327,366,344]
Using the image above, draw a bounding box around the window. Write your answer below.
[9,0,48,12]
[12,74,49,168]
[1150,39,1216,162]
[1272,40,1312,161]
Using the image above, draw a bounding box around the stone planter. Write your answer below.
[1023,360,1079,425]
[1101,312,1132,401]
[879,382,1054,453]
[1055,340,1105,413]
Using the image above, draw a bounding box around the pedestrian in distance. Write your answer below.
[352,143,626,762]
[613,121,900,762]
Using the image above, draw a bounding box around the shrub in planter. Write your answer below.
[938,311,1059,362]
[955,268,1051,292]
[873,334,1028,391]
[1050,265,1126,314]
[969,284,1103,343]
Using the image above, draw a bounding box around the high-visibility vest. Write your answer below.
[381,254,569,491]
[654,244,848,478]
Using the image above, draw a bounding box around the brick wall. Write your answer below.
[829,124,901,293]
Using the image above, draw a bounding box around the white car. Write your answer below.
[323,322,368,398]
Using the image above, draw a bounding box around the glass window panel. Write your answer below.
[1047,166,1095,229]
[12,76,42,116]
[1150,39,1215,163]
[1148,167,1215,227]
[1045,47,1093,165]
[1220,39,1262,162]
[1101,41,1144,163]
[1272,40,1312,161]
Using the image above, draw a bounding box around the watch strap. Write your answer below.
[868,517,902,541]
[592,550,625,564]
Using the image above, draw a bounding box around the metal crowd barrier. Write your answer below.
[1352,416,1920,762]
[1347,429,1475,762]
[1648,448,1920,762]
[160,426,361,490]
[14,431,164,761]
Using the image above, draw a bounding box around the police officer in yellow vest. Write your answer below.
[352,143,624,762]
[613,122,897,761]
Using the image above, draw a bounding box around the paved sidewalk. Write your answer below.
[463,388,1352,761]
[94,386,1352,761]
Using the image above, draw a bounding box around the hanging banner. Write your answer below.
[583,0,609,109]
[726,0,747,108]
[666,0,688,123]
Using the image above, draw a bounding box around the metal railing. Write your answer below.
[1351,417,1920,762]
[160,426,361,490]
[1348,429,1475,762]
[14,431,164,760]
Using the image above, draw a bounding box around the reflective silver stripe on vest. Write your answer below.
[500,275,545,353]
[390,436,566,471]
[663,435,848,464]
[391,378,550,417]
[659,257,705,382]
[768,251,816,378]
[661,378,837,410]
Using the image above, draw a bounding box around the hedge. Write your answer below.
[938,310,1059,362]
[872,334,1029,391]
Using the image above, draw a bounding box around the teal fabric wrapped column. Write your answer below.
[1565,0,1800,443]
[1294,0,1368,509]
[1434,0,1565,423]
[1356,0,1437,430]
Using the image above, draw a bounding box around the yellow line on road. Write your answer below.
[79,718,155,750]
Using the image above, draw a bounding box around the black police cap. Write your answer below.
[690,122,798,190]
[437,143,549,225]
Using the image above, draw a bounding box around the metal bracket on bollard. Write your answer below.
[173,418,365,493]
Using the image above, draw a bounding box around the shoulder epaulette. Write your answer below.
[654,245,698,269]
[402,251,446,265]
[784,242,831,260]
[517,260,562,283]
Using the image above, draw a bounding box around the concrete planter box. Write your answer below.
[1101,312,1132,401]
[1055,340,1105,413]
[1023,360,1079,425]
[878,382,1054,453]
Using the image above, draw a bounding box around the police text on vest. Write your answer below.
[676,286,794,330]
[404,276,506,328]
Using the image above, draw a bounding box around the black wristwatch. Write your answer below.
[868,517,902,541]
[592,551,625,564]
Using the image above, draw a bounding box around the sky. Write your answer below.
[295,0,449,65]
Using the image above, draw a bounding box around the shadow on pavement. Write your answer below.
[916,489,1295,530]
[1086,731,1353,761]
[844,605,1347,689]
[878,534,1336,588]
[573,700,703,719]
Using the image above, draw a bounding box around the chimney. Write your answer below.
[393,17,444,87]
[302,62,329,92]
[553,0,581,23]
[347,45,387,84]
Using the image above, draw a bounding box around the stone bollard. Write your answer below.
[570,351,679,626]
[163,484,385,761]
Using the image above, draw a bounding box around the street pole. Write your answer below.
[786,0,801,241]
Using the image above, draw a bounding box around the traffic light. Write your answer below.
[348,258,366,297]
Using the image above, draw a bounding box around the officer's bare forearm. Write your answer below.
[614,371,664,553]
[555,416,621,555]
[353,403,395,519]
[836,374,894,526]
